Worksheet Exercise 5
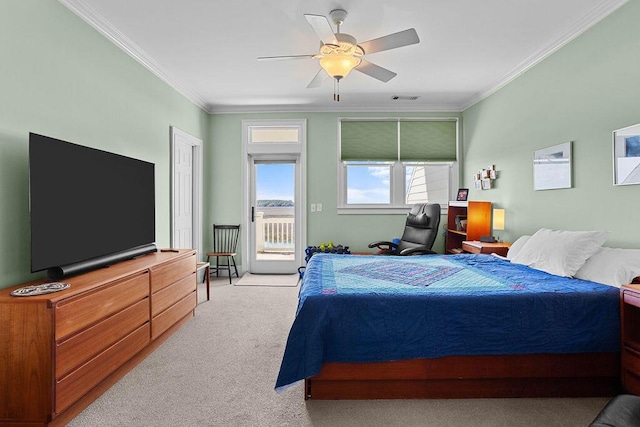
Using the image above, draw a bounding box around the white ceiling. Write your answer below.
[59,0,626,113]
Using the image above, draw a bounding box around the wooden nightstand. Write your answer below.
[621,283,640,394]
[461,240,511,257]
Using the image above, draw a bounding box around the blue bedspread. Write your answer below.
[275,253,620,392]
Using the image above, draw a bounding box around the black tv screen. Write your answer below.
[29,133,156,277]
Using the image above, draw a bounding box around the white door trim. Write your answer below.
[170,126,203,259]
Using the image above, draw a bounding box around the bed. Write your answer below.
[275,252,623,399]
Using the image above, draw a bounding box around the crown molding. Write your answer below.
[57,0,210,112]
[461,0,628,111]
[206,103,464,115]
[58,0,627,115]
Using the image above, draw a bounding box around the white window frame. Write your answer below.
[337,118,459,214]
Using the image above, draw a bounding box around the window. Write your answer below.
[405,163,450,205]
[338,118,458,213]
[346,161,392,204]
[249,127,299,143]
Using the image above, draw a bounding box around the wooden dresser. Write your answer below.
[0,249,196,426]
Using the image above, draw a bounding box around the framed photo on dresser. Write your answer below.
[456,188,469,201]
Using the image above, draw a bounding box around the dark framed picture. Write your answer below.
[456,188,469,201]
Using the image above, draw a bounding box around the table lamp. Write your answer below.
[492,208,505,242]
[480,208,505,243]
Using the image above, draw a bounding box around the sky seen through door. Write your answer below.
[256,163,294,203]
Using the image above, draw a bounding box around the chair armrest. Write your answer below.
[368,241,398,250]
[399,246,437,256]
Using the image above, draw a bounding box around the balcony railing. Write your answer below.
[255,207,294,253]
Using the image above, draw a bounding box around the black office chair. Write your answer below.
[368,203,441,256]
[206,224,240,284]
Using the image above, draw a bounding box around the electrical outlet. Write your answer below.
[317,203,322,212]
[311,204,316,212]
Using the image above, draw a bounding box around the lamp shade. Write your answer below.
[493,208,505,231]
[320,53,361,79]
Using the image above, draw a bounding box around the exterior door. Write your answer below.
[249,158,301,274]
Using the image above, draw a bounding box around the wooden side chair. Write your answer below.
[206,224,240,284]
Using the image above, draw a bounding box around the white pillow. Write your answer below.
[574,247,640,287]
[506,235,531,260]
[510,228,609,277]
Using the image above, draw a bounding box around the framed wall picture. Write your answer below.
[613,122,640,186]
[456,188,469,201]
[533,142,572,191]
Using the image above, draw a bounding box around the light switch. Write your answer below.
[311,204,316,212]
[317,203,323,212]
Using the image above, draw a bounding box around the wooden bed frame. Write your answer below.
[305,352,621,399]
[302,277,638,400]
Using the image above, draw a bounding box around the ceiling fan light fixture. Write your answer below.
[319,53,361,79]
[260,9,418,101]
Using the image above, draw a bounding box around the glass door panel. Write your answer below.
[250,159,299,273]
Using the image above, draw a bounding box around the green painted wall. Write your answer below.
[3,0,635,288]
[462,1,640,247]
[207,111,461,265]
[0,1,208,288]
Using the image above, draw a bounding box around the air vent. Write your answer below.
[391,96,420,101]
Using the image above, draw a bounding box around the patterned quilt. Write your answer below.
[275,253,620,392]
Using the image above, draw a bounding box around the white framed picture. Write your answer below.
[613,122,640,186]
[533,142,572,191]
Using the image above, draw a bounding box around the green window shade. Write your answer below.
[399,121,457,161]
[340,121,398,161]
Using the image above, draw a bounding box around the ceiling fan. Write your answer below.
[257,9,420,101]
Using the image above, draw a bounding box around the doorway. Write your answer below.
[170,126,203,256]
[242,119,306,275]
[249,158,300,273]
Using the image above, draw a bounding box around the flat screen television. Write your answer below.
[29,133,156,280]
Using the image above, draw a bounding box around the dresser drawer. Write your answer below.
[623,370,640,395]
[152,272,196,317]
[152,291,196,340]
[56,298,150,379]
[151,253,196,294]
[55,272,149,341]
[624,291,640,308]
[55,323,150,413]
[623,346,640,374]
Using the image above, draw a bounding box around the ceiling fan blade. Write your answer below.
[304,14,337,45]
[358,28,420,55]
[257,54,316,61]
[355,60,397,82]
[307,69,328,88]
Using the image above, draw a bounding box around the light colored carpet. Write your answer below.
[68,276,610,427]
[235,272,299,287]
